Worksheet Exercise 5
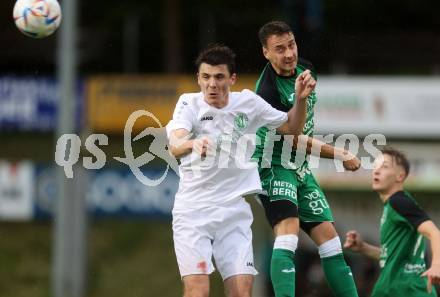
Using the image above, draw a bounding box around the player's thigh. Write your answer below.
[182,274,210,297]
[297,172,334,225]
[173,209,215,277]
[224,274,253,297]
[259,167,300,232]
[212,199,257,281]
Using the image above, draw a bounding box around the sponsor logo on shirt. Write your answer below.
[200,115,214,121]
[403,263,426,274]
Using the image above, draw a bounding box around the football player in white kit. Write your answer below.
[166,44,316,297]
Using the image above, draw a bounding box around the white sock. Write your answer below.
[318,236,342,258]
[273,234,298,253]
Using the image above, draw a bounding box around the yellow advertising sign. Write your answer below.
[86,74,258,133]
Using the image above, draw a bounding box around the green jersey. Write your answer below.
[252,61,317,178]
[372,191,436,297]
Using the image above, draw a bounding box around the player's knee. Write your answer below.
[224,275,253,297]
[318,236,343,258]
[227,291,251,297]
[183,277,209,297]
[309,221,338,244]
[225,283,252,297]
[183,286,209,297]
[274,217,300,235]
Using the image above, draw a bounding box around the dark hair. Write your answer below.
[381,147,410,177]
[195,44,236,75]
[258,21,293,47]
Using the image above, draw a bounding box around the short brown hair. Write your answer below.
[195,44,236,75]
[381,147,410,177]
[258,21,293,47]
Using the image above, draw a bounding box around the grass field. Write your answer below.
[0,219,225,297]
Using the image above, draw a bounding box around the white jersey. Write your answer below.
[166,89,287,209]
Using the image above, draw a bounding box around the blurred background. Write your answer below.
[1,0,440,296]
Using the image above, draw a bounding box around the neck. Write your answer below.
[217,96,228,108]
[208,97,228,109]
[271,63,295,77]
[378,185,404,203]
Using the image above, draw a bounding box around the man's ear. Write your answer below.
[196,72,201,86]
[230,73,237,85]
[396,167,407,183]
[262,47,269,60]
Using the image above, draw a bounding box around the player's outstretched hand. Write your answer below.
[343,151,361,171]
[421,264,440,293]
[295,69,316,101]
[344,230,364,252]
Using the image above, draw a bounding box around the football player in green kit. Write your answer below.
[253,21,360,297]
[344,147,440,296]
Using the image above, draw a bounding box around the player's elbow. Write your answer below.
[286,123,303,137]
[168,145,182,159]
[168,142,192,159]
[418,221,440,240]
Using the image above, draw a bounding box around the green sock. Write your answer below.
[271,248,296,297]
[321,253,359,297]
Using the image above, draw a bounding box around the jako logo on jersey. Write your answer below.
[246,262,254,267]
[200,116,214,121]
[234,113,248,130]
[281,268,296,273]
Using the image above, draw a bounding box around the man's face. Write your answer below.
[263,32,298,76]
[197,63,236,108]
[372,154,406,192]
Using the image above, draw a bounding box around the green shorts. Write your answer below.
[259,166,334,225]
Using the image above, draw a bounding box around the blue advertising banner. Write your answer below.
[34,166,177,219]
[0,76,83,131]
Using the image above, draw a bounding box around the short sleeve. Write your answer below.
[253,93,287,130]
[389,191,430,229]
[166,95,194,138]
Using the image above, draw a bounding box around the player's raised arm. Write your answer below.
[344,230,381,261]
[419,221,440,293]
[168,129,210,159]
[276,69,316,136]
[291,136,361,171]
[168,128,193,159]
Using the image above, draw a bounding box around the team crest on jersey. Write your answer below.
[234,113,249,130]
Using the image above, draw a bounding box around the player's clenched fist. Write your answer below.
[192,137,210,158]
[421,263,440,293]
[344,230,364,252]
[342,151,361,171]
[295,69,316,101]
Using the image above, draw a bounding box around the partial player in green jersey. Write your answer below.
[253,21,361,297]
[344,147,440,297]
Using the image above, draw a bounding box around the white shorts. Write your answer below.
[172,197,258,280]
